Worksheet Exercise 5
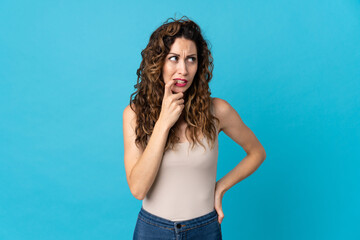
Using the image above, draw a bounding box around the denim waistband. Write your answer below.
[138,206,218,231]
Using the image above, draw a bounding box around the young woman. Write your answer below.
[123,16,266,240]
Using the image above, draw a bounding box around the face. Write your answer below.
[162,37,198,93]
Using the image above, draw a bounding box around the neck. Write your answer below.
[176,112,186,126]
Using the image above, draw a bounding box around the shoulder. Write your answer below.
[211,97,232,116]
[211,97,233,132]
[123,103,137,127]
[211,97,230,108]
[123,103,136,115]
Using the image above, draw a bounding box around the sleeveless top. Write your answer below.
[142,103,219,221]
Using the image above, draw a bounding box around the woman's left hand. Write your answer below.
[214,182,226,224]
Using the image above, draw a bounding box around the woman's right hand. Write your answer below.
[158,80,185,130]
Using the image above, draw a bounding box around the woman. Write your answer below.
[123,16,266,240]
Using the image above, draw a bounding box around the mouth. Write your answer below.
[174,78,188,84]
[174,78,188,87]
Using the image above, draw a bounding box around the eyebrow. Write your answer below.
[169,52,197,57]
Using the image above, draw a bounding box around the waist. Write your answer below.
[137,206,218,231]
[142,185,215,221]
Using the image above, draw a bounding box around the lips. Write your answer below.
[174,78,188,82]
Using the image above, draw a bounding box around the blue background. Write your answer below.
[1,0,359,239]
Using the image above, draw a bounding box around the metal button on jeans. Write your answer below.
[176,223,181,228]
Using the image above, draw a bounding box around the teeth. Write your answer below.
[176,80,186,83]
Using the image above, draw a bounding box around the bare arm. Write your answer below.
[123,105,171,200]
[124,80,184,200]
[129,121,170,200]
[213,98,266,194]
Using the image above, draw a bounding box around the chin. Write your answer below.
[174,88,188,93]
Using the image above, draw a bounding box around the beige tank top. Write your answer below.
[142,113,219,221]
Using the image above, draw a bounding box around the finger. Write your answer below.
[164,80,176,98]
[175,98,185,105]
[173,91,184,100]
[218,214,224,224]
[218,212,224,224]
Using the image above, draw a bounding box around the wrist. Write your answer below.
[155,118,171,134]
[215,180,228,194]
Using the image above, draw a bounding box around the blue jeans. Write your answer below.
[133,206,222,240]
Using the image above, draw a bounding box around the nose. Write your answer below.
[177,59,188,76]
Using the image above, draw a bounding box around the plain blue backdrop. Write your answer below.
[1,0,359,239]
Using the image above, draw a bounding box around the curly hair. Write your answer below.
[129,15,219,152]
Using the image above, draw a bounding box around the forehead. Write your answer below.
[169,37,197,53]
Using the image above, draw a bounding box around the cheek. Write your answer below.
[192,66,198,76]
[164,67,176,82]
[162,66,169,82]
[162,64,172,76]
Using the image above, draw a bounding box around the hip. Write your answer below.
[133,206,222,240]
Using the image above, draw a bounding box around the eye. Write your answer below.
[189,57,197,62]
[169,56,178,61]
[168,56,197,62]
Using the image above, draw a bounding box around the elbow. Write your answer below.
[259,147,266,161]
[250,147,266,161]
[259,146,266,158]
[261,148,267,161]
[134,191,145,200]
[138,195,145,200]
[130,188,144,200]
[128,171,149,200]
[263,154,266,162]
[130,184,146,200]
